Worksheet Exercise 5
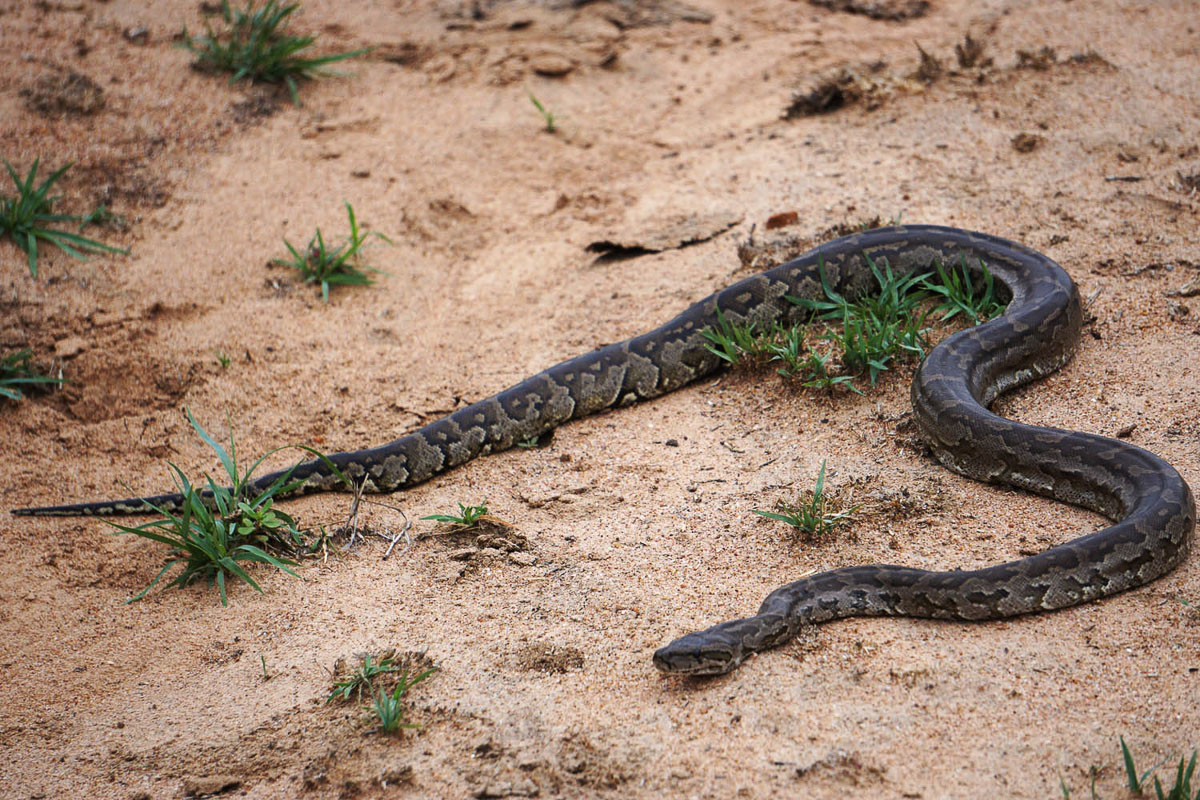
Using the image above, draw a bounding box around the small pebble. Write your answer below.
[531,52,574,77]
[54,336,87,359]
[1012,132,1044,153]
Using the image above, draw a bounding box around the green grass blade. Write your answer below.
[124,559,181,603]
[751,510,802,525]
[29,161,72,206]
[814,459,828,499]
[3,158,23,188]
[27,234,38,277]
[237,544,300,577]
[36,228,128,256]
[291,444,352,488]
[185,408,238,485]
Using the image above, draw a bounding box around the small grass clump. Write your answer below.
[701,309,776,369]
[421,502,488,528]
[1,158,128,278]
[789,346,860,393]
[180,0,368,105]
[753,460,859,540]
[920,255,1006,325]
[1121,736,1198,800]
[703,251,1007,393]
[326,649,437,734]
[0,348,63,401]
[327,652,401,704]
[793,255,930,386]
[371,667,437,734]
[1062,737,1198,800]
[105,408,347,605]
[703,311,862,393]
[272,202,391,302]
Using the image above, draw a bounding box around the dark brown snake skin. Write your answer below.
[14,225,1194,676]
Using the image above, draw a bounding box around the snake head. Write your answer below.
[652,627,744,676]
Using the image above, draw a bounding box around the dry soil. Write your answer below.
[1,1,1198,798]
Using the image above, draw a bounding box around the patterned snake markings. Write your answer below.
[13,226,1194,676]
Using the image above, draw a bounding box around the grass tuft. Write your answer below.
[421,502,488,528]
[793,254,930,386]
[272,202,391,302]
[701,309,773,369]
[1119,736,1198,800]
[327,652,400,704]
[104,408,347,605]
[704,251,1007,393]
[180,0,368,105]
[753,460,859,540]
[370,667,437,734]
[1158,751,1198,800]
[920,255,1006,324]
[1,158,128,278]
[703,311,864,394]
[327,649,437,734]
[0,348,63,401]
[791,346,862,393]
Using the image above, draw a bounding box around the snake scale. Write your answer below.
[13,225,1194,675]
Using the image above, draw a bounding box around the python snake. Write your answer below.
[14,225,1194,676]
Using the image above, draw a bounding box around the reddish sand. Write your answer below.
[1,1,1197,797]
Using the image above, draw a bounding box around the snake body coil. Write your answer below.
[14,226,1194,675]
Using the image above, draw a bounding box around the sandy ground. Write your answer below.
[1,0,1198,797]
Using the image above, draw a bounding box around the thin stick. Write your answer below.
[343,475,368,549]
[363,501,411,559]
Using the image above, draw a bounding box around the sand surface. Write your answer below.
[2,0,1198,797]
